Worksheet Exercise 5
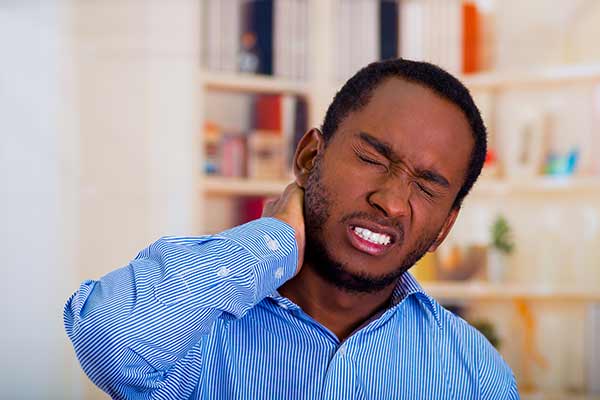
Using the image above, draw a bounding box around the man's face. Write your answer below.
[301,78,474,293]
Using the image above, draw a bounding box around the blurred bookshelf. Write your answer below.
[197,1,600,395]
[462,64,600,90]
[203,176,290,197]
[203,176,600,198]
[423,281,600,302]
[202,70,311,95]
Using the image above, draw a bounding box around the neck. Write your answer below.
[278,262,397,342]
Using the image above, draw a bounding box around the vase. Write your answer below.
[487,248,506,283]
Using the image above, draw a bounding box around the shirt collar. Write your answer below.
[390,272,442,329]
[268,272,442,329]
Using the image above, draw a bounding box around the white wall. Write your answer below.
[0,1,82,398]
[0,1,200,398]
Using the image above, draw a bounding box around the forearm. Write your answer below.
[64,218,298,398]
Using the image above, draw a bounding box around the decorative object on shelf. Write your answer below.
[435,244,486,281]
[487,215,515,283]
[544,148,579,177]
[480,148,499,179]
[504,109,548,179]
[238,32,260,73]
[247,130,285,179]
[471,319,501,349]
[203,121,221,175]
[410,252,438,282]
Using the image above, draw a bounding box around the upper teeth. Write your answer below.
[354,227,391,245]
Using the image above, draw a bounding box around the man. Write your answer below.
[65,59,518,399]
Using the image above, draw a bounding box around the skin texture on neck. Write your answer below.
[279,263,396,341]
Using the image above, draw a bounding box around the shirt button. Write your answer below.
[264,235,279,251]
[274,267,284,279]
[338,345,347,357]
[216,267,230,277]
[279,303,288,310]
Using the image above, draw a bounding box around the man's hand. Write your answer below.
[262,182,305,273]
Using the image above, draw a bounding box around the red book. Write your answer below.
[254,94,282,131]
[237,197,267,224]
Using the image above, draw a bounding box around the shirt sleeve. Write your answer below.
[63,217,298,400]
[478,335,520,400]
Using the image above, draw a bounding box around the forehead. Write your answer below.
[332,78,474,185]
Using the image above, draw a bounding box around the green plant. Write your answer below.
[490,215,514,255]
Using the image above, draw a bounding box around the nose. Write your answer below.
[367,178,412,219]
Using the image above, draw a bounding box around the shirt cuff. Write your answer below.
[217,217,299,300]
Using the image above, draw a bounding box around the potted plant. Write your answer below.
[488,215,515,282]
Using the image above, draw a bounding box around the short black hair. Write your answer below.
[321,58,487,209]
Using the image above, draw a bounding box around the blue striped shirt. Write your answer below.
[64,218,519,399]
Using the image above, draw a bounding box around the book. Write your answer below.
[240,0,274,75]
[222,0,242,72]
[237,196,267,224]
[463,1,480,74]
[587,304,600,393]
[380,0,399,60]
[247,130,285,179]
[253,94,282,131]
[220,132,247,177]
[399,0,462,74]
[205,0,222,70]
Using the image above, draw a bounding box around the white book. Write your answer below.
[400,0,424,62]
[587,304,600,393]
[290,0,299,79]
[294,0,308,80]
[336,0,352,82]
[274,0,287,77]
[447,0,463,74]
[350,0,361,74]
[438,0,451,71]
[206,0,222,70]
[221,0,241,73]
[281,94,297,169]
[363,0,379,66]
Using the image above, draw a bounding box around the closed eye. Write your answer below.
[358,154,390,172]
[358,155,382,165]
[416,182,434,197]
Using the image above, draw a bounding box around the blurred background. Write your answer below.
[1,0,599,399]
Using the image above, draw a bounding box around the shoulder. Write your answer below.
[431,299,519,399]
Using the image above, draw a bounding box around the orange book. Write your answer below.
[462,2,480,74]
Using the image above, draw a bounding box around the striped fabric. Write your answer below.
[64,218,519,399]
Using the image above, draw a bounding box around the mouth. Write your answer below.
[346,221,400,257]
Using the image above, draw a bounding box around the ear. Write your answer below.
[427,207,460,252]
[293,128,325,188]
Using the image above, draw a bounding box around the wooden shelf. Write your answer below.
[472,177,600,196]
[203,176,291,197]
[462,64,600,90]
[521,392,600,400]
[423,281,600,302]
[201,70,310,95]
[202,176,600,198]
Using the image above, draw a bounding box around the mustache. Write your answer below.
[340,211,405,243]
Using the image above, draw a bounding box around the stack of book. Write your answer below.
[334,0,489,82]
[203,92,308,180]
[203,0,308,79]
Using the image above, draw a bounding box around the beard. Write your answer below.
[303,156,438,294]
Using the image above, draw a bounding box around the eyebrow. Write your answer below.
[357,131,450,189]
